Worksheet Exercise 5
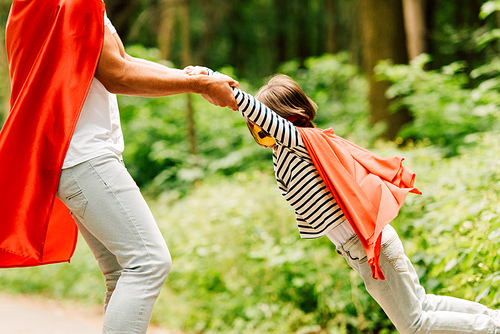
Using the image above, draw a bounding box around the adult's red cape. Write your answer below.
[297,127,421,280]
[0,0,105,267]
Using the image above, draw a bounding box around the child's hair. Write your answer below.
[255,74,317,128]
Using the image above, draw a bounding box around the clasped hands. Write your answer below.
[184,66,239,111]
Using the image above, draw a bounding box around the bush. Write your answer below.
[376,54,500,156]
[120,45,271,195]
[392,131,500,307]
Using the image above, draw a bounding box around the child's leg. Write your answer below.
[333,225,500,334]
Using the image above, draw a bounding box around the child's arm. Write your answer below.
[183,66,302,148]
[232,87,302,148]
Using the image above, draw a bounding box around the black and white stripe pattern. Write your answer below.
[234,88,349,239]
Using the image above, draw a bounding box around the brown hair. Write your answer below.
[255,74,317,128]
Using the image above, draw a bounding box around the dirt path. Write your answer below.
[0,293,180,334]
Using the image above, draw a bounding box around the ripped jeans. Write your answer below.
[330,225,500,334]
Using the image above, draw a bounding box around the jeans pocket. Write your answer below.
[57,169,89,219]
[380,228,408,273]
[340,240,369,277]
[341,238,368,265]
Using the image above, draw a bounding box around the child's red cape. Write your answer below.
[297,127,421,280]
[0,0,105,267]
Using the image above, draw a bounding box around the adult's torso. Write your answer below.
[62,14,124,168]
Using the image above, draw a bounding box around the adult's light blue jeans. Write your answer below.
[57,154,172,334]
[331,225,500,334]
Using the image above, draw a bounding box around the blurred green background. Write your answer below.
[1,0,500,333]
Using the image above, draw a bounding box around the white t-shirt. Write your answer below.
[62,14,124,168]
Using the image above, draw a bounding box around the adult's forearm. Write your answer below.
[94,27,238,109]
[126,55,174,72]
[97,59,202,97]
[95,28,208,98]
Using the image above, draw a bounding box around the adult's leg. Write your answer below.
[332,226,500,334]
[72,214,122,311]
[57,154,172,334]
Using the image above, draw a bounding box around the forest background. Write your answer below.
[0,0,500,333]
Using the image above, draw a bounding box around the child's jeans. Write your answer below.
[57,154,171,334]
[332,225,500,334]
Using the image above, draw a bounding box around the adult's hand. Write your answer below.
[201,74,239,111]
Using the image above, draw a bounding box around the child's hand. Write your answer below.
[183,66,208,76]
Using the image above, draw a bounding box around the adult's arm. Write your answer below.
[94,27,238,110]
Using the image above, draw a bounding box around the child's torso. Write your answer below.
[273,143,347,239]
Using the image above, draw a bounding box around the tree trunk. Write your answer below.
[196,1,231,66]
[275,0,287,63]
[158,0,177,61]
[179,0,197,156]
[287,0,310,61]
[157,0,197,156]
[297,1,310,61]
[325,0,338,54]
[402,0,427,60]
[359,0,411,139]
[348,0,363,67]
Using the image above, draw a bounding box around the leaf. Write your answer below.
[480,1,500,20]
[476,29,500,51]
[475,285,491,303]
[444,258,458,272]
[488,227,500,240]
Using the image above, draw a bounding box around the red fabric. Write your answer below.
[0,0,105,267]
[297,127,421,280]
[286,115,301,123]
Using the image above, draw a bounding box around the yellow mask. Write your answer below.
[246,121,276,147]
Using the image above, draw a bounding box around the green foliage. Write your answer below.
[120,88,272,195]
[118,0,493,85]
[1,131,499,333]
[132,0,354,83]
[376,54,500,156]
[427,0,496,71]
[374,2,500,156]
[475,0,500,54]
[393,131,500,308]
[119,45,271,195]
